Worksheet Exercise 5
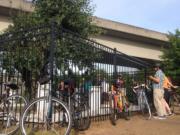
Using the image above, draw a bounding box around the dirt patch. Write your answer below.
[80,114,180,135]
[2,114,180,135]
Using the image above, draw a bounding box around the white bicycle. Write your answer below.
[0,83,27,135]
[133,84,152,119]
[20,81,72,135]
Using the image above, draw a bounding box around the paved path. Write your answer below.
[78,114,180,135]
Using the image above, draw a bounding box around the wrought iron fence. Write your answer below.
[0,22,150,124]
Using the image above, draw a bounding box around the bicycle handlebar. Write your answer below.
[133,84,150,90]
[173,86,179,89]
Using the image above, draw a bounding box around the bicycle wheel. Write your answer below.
[73,94,91,131]
[169,95,175,113]
[141,94,151,120]
[0,95,27,135]
[109,95,118,125]
[20,97,72,135]
[123,100,130,120]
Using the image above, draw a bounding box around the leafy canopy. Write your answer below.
[1,0,101,91]
[4,0,100,73]
[32,0,99,36]
[161,29,180,84]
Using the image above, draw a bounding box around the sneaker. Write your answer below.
[153,116,166,120]
[167,113,174,116]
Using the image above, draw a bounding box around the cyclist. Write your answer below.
[116,75,129,109]
[110,82,120,110]
[163,76,177,116]
[163,76,177,104]
[111,76,128,112]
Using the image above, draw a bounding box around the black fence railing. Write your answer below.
[0,22,150,124]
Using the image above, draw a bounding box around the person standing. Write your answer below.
[116,75,129,112]
[163,76,176,104]
[162,76,177,116]
[149,63,167,119]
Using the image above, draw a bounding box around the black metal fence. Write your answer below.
[0,22,149,122]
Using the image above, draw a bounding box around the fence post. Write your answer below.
[49,21,56,81]
[113,48,117,81]
[144,68,147,91]
[48,21,57,119]
[145,68,147,84]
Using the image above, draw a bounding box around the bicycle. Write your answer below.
[109,87,130,125]
[20,80,72,135]
[169,86,180,114]
[0,82,28,135]
[133,84,152,120]
[58,90,91,131]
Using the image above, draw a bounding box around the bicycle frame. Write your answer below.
[112,89,128,109]
[36,81,56,123]
[136,87,152,119]
[0,83,28,135]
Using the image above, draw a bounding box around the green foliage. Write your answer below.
[123,70,146,103]
[0,0,101,98]
[2,13,51,84]
[3,0,100,74]
[161,29,180,84]
[55,36,102,73]
[32,0,100,36]
[124,74,134,103]
[91,68,109,79]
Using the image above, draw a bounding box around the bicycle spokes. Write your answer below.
[21,97,72,135]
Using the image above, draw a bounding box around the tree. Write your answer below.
[32,0,100,36]
[1,0,101,98]
[161,29,180,85]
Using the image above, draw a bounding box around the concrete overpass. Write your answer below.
[0,0,169,62]
[92,17,168,62]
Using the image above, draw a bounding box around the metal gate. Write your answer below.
[0,22,149,123]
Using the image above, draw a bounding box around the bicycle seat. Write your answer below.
[5,83,19,90]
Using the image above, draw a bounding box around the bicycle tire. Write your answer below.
[72,92,91,131]
[0,95,27,135]
[123,104,130,120]
[169,95,175,113]
[20,96,72,135]
[73,100,91,131]
[109,95,118,125]
[141,94,151,120]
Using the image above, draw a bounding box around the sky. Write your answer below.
[91,0,180,33]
